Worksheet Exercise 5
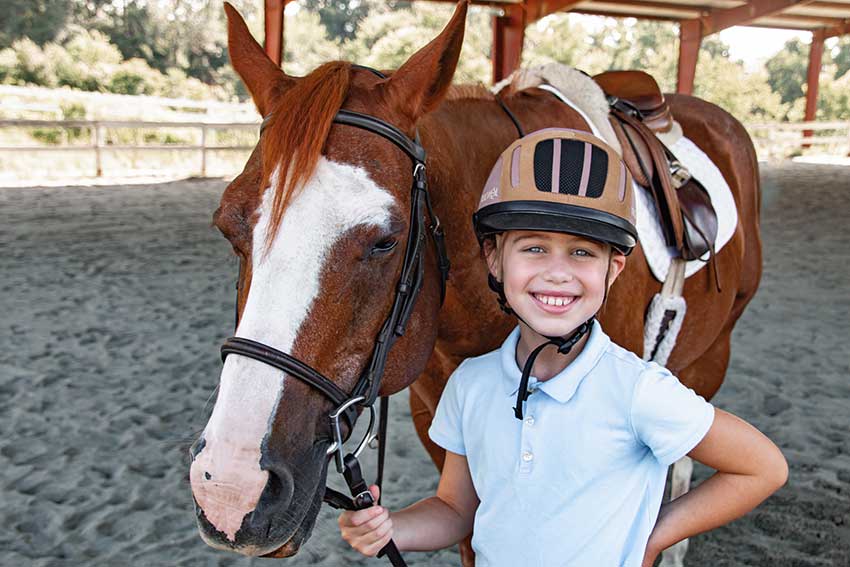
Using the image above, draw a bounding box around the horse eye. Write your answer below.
[370,238,398,255]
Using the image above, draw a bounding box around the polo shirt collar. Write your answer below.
[500,320,610,404]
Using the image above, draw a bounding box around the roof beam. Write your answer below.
[821,17,850,36]
[583,0,706,17]
[697,0,819,35]
[530,0,591,21]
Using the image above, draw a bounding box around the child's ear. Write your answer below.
[482,236,503,280]
[607,252,627,288]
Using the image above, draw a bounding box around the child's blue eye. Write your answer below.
[524,246,545,253]
[573,249,593,257]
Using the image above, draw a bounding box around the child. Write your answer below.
[338,129,787,566]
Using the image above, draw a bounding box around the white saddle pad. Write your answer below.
[537,83,738,282]
[634,136,738,281]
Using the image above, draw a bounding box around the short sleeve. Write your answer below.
[428,362,467,456]
[630,364,715,466]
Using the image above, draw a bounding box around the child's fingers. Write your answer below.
[362,520,394,557]
[368,484,380,503]
[339,505,383,528]
[361,507,390,532]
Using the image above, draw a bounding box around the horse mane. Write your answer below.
[261,61,352,247]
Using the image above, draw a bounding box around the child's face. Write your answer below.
[486,230,626,339]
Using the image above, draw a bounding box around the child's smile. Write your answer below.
[489,230,625,340]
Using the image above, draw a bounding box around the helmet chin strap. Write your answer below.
[487,273,595,420]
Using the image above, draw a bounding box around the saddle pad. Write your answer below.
[536,83,737,282]
[634,135,738,281]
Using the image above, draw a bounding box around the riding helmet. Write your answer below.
[473,128,637,255]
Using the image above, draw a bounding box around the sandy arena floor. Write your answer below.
[1,162,848,566]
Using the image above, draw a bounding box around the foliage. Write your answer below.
[3,0,850,125]
[0,28,230,100]
[31,102,88,145]
[0,0,73,49]
[765,39,809,104]
[301,0,386,42]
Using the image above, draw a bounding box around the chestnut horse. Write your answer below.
[188,0,761,560]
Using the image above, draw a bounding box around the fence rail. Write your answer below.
[2,118,848,180]
[745,120,850,156]
[0,118,260,177]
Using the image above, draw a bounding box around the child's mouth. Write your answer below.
[531,292,577,312]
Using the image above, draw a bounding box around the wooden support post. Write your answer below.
[677,19,701,95]
[492,4,526,85]
[803,29,825,147]
[264,0,285,67]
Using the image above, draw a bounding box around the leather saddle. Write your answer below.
[594,70,718,269]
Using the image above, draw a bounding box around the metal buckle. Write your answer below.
[327,396,377,473]
[669,160,692,189]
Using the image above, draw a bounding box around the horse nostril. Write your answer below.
[205,472,212,480]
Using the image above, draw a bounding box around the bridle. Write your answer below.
[219,66,450,566]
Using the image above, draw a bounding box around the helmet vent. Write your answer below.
[533,139,553,192]
[558,139,585,195]
[585,145,608,198]
[533,138,609,197]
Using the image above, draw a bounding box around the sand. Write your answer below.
[1,162,848,566]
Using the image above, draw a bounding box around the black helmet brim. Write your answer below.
[473,201,637,255]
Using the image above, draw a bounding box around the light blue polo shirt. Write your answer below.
[428,322,714,567]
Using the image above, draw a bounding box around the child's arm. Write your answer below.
[642,408,788,566]
[338,450,479,556]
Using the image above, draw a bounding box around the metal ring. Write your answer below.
[327,396,377,473]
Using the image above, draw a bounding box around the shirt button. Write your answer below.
[522,451,534,462]
[524,416,535,427]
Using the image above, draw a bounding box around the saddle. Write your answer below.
[594,70,719,270]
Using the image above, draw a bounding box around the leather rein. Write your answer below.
[219,67,450,566]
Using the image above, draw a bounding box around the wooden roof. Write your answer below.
[467,0,850,36]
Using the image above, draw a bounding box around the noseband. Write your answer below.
[218,67,450,566]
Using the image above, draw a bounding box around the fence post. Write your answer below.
[92,122,104,177]
[200,125,207,177]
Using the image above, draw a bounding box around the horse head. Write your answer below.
[189,1,468,557]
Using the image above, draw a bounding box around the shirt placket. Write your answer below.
[519,381,540,476]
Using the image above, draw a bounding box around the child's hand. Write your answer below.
[338,485,394,557]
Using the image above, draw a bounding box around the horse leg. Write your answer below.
[659,456,694,567]
[659,327,733,567]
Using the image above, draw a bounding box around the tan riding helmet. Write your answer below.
[473,128,637,255]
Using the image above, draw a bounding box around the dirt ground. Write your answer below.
[1,162,848,566]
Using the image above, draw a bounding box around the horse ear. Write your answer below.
[382,0,469,124]
[224,2,295,117]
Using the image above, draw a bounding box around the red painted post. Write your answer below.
[492,4,527,85]
[264,0,285,67]
[803,29,825,147]
[677,19,701,95]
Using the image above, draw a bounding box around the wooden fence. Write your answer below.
[745,121,850,158]
[1,119,848,180]
[0,119,259,177]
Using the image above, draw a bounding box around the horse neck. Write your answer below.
[419,92,591,244]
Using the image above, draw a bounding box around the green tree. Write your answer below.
[765,38,809,104]
[831,36,850,79]
[0,0,73,49]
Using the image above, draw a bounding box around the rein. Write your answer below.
[219,66,450,567]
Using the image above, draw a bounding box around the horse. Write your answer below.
[188,1,762,562]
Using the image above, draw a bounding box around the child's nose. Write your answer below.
[543,263,574,283]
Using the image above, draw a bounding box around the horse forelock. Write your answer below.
[261,61,353,249]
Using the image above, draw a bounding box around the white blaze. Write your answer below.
[191,157,395,541]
